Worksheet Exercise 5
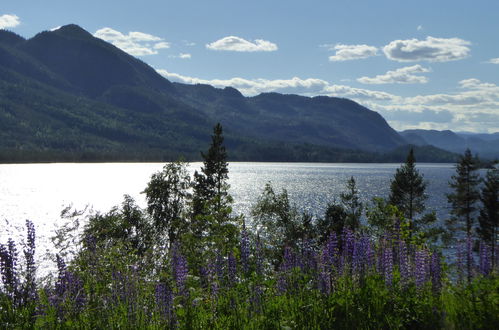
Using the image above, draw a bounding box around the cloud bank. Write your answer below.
[0,14,20,29]
[206,36,277,52]
[357,65,430,84]
[94,27,170,56]
[328,44,378,61]
[489,58,499,64]
[383,36,471,62]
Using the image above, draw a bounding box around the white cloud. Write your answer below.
[94,27,170,56]
[417,25,423,31]
[0,14,20,29]
[169,53,192,59]
[156,69,394,100]
[357,65,430,84]
[489,58,499,64]
[383,36,471,62]
[328,44,378,61]
[206,36,277,52]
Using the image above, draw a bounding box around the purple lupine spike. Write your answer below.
[317,258,331,295]
[215,250,225,283]
[240,228,250,274]
[250,284,263,314]
[1,239,19,303]
[382,240,393,286]
[398,240,410,288]
[322,232,339,274]
[171,242,188,295]
[466,235,474,281]
[276,265,287,294]
[227,252,237,286]
[23,220,37,304]
[364,236,375,272]
[430,252,441,293]
[479,242,491,276]
[282,246,295,272]
[415,248,428,289]
[155,282,175,326]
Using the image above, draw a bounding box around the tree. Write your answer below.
[389,148,427,233]
[477,168,498,266]
[446,149,481,281]
[190,123,238,256]
[340,176,363,231]
[143,160,191,244]
[192,123,229,217]
[316,202,347,243]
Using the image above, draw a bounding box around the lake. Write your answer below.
[0,162,458,268]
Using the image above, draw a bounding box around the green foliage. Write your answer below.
[316,202,347,242]
[389,148,427,225]
[340,176,363,231]
[251,183,312,266]
[478,168,499,267]
[83,195,153,256]
[446,149,482,240]
[143,160,191,243]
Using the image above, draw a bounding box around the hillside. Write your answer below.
[0,24,456,163]
[400,129,499,160]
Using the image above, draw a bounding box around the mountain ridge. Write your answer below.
[0,24,462,162]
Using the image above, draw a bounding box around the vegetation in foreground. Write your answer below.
[0,124,497,329]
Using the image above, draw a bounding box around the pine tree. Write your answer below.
[340,176,362,231]
[192,123,229,217]
[446,149,481,282]
[389,148,427,233]
[477,168,498,267]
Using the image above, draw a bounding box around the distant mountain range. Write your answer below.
[0,24,494,163]
[400,130,499,160]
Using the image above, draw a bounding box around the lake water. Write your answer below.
[0,162,458,270]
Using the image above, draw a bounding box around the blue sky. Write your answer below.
[2,0,499,132]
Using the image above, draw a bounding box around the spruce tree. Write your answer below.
[192,123,229,217]
[389,148,427,233]
[340,176,362,231]
[446,149,481,282]
[477,168,498,267]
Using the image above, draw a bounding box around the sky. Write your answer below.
[1,0,499,133]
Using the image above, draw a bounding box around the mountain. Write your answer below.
[400,129,499,160]
[0,24,451,163]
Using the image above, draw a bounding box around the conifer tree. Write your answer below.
[446,149,481,282]
[477,168,498,266]
[389,148,427,232]
[340,176,362,231]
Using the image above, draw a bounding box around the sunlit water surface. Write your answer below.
[0,162,457,273]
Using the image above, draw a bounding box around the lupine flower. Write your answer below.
[171,242,188,295]
[398,240,410,287]
[155,281,175,326]
[23,220,37,304]
[227,252,237,286]
[282,246,295,272]
[240,229,250,274]
[415,249,428,289]
[382,240,393,286]
[0,238,19,303]
[430,252,441,293]
[250,284,263,314]
[462,235,475,282]
[479,242,491,276]
[54,254,86,314]
[323,232,339,269]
